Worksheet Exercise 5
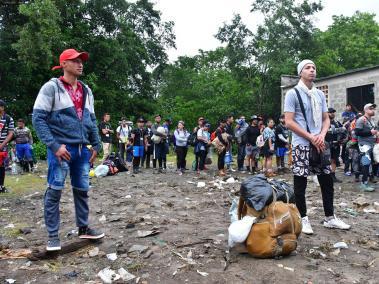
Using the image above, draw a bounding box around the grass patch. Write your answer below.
[1,173,46,197]
[0,222,29,238]
[127,262,145,272]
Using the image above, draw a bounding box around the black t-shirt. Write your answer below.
[99,121,113,143]
[275,124,289,148]
[245,125,260,146]
[131,128,147,146]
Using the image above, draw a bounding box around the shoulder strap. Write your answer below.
[294,88,310,133]
[4,114,10,126]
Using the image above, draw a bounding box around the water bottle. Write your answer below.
[11,162,17,175]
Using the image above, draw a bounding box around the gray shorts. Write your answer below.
[246,144,259,158]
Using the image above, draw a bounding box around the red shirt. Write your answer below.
[59,76,84,120]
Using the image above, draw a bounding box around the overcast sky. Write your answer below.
[154,0,379,62]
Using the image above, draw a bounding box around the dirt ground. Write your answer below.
[0,161,378,284]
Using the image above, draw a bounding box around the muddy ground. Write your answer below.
[0,162,378,284]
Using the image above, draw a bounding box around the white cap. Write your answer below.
[297,59,315,75]
[364,103,376,110]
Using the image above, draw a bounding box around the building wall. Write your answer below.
[281,68,379,120]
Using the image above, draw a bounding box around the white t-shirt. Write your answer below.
[116,125,131,143]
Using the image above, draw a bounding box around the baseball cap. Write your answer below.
[250,115,258,120]
[52,49,89,71]
[0,100,5,107]
[328,107,336,113]
[364,103,376,110]
[137,117,145,123]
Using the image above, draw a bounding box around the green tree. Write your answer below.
[0,0,175,125]
[311,12,379,76]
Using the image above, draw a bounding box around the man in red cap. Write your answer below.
[33,49,104,251]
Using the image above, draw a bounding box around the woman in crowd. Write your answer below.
[262,118,276,177]
[195,123,211,175]
[174,121,190,175]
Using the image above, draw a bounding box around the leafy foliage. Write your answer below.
[1,0,379,139]
[0,0,175,128]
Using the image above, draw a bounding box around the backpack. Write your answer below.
[256,134,265,148]
[238,189,302,258]
[240,131,248,145]
[113,153,128,172]
[102,153,119,175]
[187,131,198,146]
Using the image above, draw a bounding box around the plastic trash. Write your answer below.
[226,177,236,184]
[97,267,120,283]
[94,165,109,177]
[229,197,239,223]
[106,253,117,261]
[118,268,135,281]
[333,242,348,249]
[228,216,256,247]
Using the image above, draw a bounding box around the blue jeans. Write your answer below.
[16,143,33,161]
[44,144,91,238]
[237,144,246,169]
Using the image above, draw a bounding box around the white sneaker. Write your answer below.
[323,215,351,230]
[301,216,314,235]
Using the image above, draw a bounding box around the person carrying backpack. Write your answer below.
[235,115,249,172]
[174,121,190,175]
[245,115,261,173]
[142,120,153,168]
[130,117,148,174]
[216,118,229,176]
[0,100,14,193]
[262,118,276,177]
[116,117,131,162]
[151,114,167,173]
[195,122,211,174]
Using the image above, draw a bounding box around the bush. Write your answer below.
[33,141,47,160]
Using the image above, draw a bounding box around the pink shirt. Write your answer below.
[59,76,84,120]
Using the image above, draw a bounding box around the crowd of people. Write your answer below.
[1,48,375,250]
[97,112,292,178]
[96,102,379,195]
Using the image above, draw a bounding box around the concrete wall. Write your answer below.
[281,68,379,121]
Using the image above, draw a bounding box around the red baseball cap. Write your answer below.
[51,48,89,70]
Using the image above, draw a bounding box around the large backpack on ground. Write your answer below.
[113,153,128,172]
[102,153,120,175]
[238,184,302,258]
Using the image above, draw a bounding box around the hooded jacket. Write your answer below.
[32,78,101,153]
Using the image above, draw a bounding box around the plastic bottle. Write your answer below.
[11,162,17,175]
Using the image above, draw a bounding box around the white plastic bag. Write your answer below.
[94,165,109,177]
[373,144,379,163]
[228,216,256,248]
